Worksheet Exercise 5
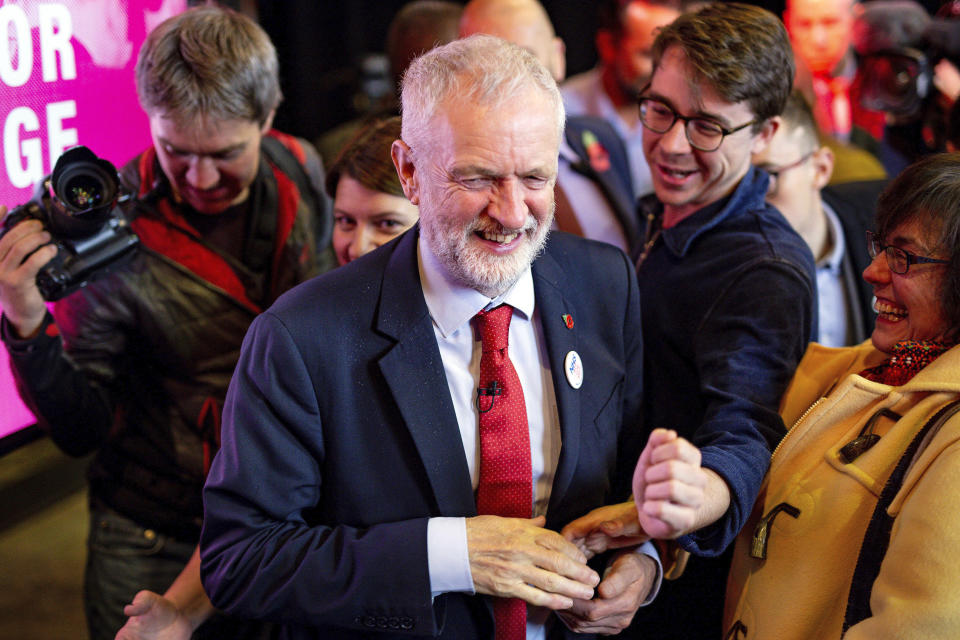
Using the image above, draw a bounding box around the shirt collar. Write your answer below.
[417,236,535,339]
[645,166,770,258]
[818,201,846,273]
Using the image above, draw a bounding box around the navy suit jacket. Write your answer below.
[822,179,888,345]
[200,227,645,639]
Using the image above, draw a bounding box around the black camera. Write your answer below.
[1,146,140,301]
[855,0,960,118]
[859,48,931,117]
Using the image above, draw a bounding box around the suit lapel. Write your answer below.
[375,229,476,516]
[532,246,582,515]
[565,118,640,249]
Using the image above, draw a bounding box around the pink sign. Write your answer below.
[1,0,187,441]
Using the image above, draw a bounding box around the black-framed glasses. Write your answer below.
[866,230,950,275]
[638,97,756,151]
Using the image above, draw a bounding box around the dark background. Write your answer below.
[259,1,791,144]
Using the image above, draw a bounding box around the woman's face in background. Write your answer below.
[332,174,419,265]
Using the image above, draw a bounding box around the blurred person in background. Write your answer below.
[785,0,887,146]
[561,0,683,200]
[852,0,960,174]
[754,89,883,347]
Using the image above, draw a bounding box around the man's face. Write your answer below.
[643,46,772,222]
[394,87,559,296]
[149,112,268,215]
[601,1,679,99]
[785,0,855,75]
[752,124,824,235]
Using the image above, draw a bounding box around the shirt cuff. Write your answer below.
[427,517,474,598]
[632,540,663,606]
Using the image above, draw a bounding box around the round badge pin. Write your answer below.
[564,350,583,389]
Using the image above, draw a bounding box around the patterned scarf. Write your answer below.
[859,340,954,386]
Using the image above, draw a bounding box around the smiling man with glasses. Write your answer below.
[563,5,818,639]
[754,89,887,347]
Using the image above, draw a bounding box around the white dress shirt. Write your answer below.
[418,237,660,638]
[817,203,849,348]
[420,236,559,638]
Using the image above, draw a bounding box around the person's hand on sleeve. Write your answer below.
[114,591,193,640]
[560,501,646,559]
[556,548,658,635]
[466,515,599,610]
[632,428,707,539]
[0,209,56,338]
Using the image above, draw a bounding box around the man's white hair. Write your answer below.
[400,33,564,153]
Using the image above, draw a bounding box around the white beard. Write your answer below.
[421,209,553,297]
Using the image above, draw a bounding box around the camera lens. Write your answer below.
[860,51,926,115]
[62,174,105,210]
[51,146,119,216]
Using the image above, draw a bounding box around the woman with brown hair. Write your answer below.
[326,116,418,266]
[725,152,960,639]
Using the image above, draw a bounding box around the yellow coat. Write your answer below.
[724,341,960,639]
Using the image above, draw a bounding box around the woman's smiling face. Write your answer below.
[863,219,952,354]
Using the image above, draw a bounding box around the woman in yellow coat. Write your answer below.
[725,152,960,639]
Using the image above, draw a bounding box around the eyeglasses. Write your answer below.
[759,150,816,195]
[866,230,950,275]
[761,151,816,180]
[638,97,756,152]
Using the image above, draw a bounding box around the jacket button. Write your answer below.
[363,616,376,628]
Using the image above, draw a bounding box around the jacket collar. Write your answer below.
[373,227,586,517]
[643,165,771,258]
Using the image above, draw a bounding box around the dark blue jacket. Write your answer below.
[200,227,646,639]
[628,167,816,639]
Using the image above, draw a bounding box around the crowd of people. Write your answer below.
[1,1,959,639]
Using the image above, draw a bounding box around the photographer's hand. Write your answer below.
[0,207,57,338]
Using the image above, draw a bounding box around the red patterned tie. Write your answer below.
[472,304,531,640]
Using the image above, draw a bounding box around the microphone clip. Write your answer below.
[476,380,503,414]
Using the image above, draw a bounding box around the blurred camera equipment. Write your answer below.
[0,146,140,301]
[854,0,935,116]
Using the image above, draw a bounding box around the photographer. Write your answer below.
[854,0,960,173]
[0,6,330,640]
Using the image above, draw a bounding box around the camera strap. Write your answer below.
[260,134,321,229]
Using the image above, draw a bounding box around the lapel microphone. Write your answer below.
[476,381,503,414]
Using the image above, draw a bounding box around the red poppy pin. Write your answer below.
[562,313,574,329]
[582,130,611,173]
